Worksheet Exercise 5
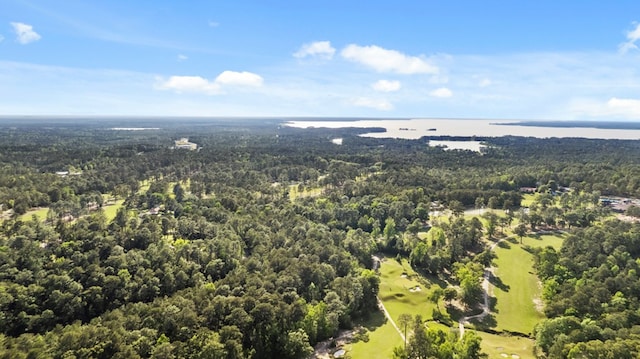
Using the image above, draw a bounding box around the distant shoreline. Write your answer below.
[1,115,640,130]
[494,120,640,130]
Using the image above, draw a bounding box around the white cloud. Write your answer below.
[157,71,263,95]
[341,44,438,74]
[177,54,188,61]
[157,75,221,94]
[620,23,640,53]
[429,87,453,98]
[478,78,492,87]
[11,22,41,44]
[0,35,4,42]
[208,21,220,28]
[294,41,336,59]
[567,97,640,120]
[351,97,393,111]
[607,97,640,117]
[214,71,263,87]
[372,80,401,92]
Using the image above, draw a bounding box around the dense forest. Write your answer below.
[1,118,640,358]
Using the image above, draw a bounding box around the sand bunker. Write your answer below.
[333,349,346,358]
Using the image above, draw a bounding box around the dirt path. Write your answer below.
[458,236,509,338]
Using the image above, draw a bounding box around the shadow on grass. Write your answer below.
[470,312,497,330]
[487,272,510,292]
[530,233,544,240]
[445,304,466,322]
[411,268,449,288]
[521,244,535,254]
[379,294,412,305]
[359,309,387,332]
[488,296,498,312]
[347,310,388,345]
[497,241,511,249]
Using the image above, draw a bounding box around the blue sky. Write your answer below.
[2,0,640,119]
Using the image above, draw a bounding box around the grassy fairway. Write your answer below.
[348,256,439,358]
[348,317,403,359]
[491,233,565,335]
[377,256,437,321]
[525,233,565,251]
[478,331,535,359]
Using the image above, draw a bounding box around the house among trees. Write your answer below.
[174,138,197,150]
[519,187,537,193]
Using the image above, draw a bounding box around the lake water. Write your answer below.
[285,118,640,140]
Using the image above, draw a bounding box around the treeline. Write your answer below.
[1,120,640,357]
[533,220,640,358]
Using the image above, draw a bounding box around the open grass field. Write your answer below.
[103,199,125,222]
[348,256,441,358]
[341,230,565,358]
[490,233,565,335]
[18,207,49,222]
[348,313,403,359]
[377,256,438,321]
[525,233,565,250]
[478,331,535,359]
[520,193,537,207]
[288,184,323,201]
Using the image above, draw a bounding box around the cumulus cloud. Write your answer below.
[341,44,438,74]
[568,97,640,119]
[214,70,263,87]
[372,80,401,92]
[607,97,640,117]
[429,87,453,98]
[351,97,393,111]
[294,41,336,59]
[620,23,640,53]
[157,70,263,95]
[157,75,221,94]
[11,22,41,44]
[177,54,188,61]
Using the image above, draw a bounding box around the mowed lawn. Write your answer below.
[478,331,535,359]
[491,233,565,335]
[349,256,439,358]
[377,256,437,322]
[348,318,402,359]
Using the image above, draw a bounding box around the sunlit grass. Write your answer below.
[103,199,125,222]
[348,317,402,359]
[288,184,323,201]
[491,233,565,335]
[477,331,535,359]
[520,193,537,207]
[19,207,49,222]
[348,256,442,358]
[377,256,437,321]
[347,258,451,359]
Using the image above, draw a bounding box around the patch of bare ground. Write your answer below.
[313,329,358,359]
